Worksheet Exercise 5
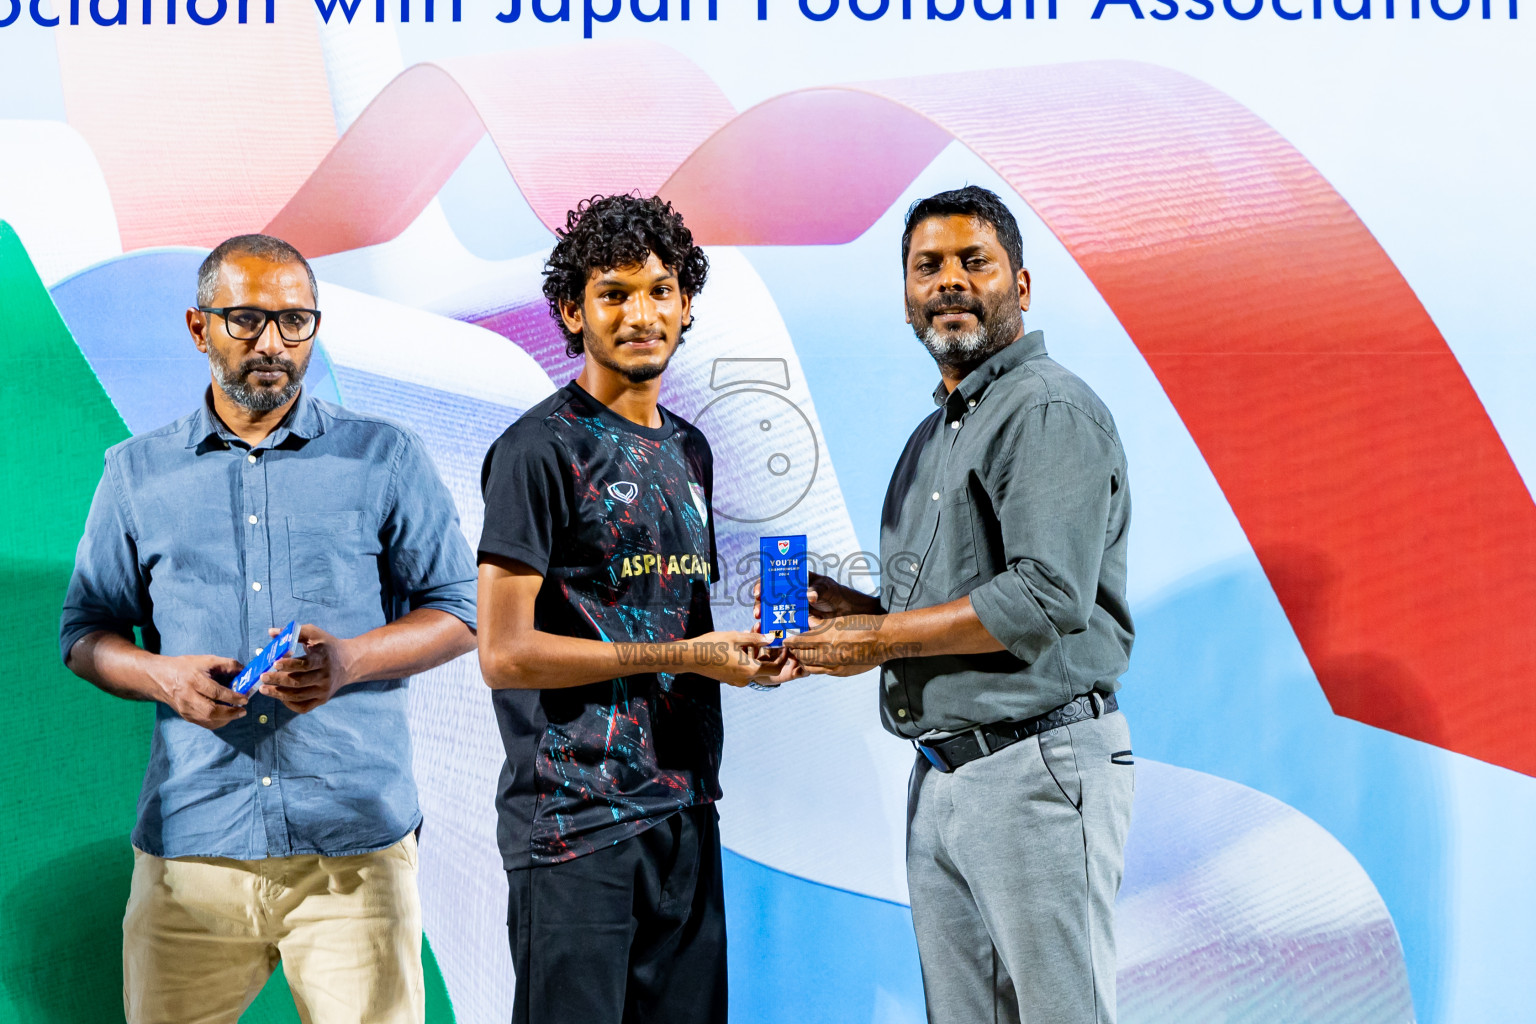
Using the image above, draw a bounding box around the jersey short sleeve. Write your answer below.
[683,426,720,586]
[478,420,569,576]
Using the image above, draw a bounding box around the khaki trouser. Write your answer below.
[123,834,424,1024]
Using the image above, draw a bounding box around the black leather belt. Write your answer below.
[915,691,1118,773]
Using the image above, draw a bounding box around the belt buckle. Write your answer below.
[971,726,992,756]
[914,739,954,773]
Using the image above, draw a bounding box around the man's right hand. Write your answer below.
[148,654,248,729]
[753,573,881,632]
[685,631,776,688]
[805,571,885,623]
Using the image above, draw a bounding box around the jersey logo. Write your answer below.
[607,481,639,504]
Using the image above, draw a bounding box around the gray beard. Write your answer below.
[918,316,1019,375]
[920,325,994,364]
[211,357,306,412]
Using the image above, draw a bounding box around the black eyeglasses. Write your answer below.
[199,306,321,344]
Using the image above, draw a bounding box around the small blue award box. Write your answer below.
[760,535,809,647]
[231,621,298,696]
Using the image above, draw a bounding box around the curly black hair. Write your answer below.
[542,194,710,358]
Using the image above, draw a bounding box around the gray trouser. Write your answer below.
[907,709,1134,1024]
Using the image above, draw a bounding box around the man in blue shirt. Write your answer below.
[60,234,478,1024]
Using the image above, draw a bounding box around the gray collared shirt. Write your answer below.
[60,389,478,859]
[878,331,1133,738]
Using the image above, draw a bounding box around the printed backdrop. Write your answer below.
[1,5,1532,1023]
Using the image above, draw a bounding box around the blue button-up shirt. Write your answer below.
[60,389,478,859]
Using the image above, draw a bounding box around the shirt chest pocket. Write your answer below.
[940,477,1006,600]
[287,511,375,606]
[938,487,983,597]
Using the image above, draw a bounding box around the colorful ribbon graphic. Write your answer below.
[51,30,1536,776]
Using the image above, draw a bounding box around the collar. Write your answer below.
[931,330,1047,413]
[184,386,326,451]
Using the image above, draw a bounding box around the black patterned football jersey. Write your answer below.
[479,382,721,868]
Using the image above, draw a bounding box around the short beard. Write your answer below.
[617,362,665,384]
[909,296,1022,379]
[211,352,308,412]
[585,329,674,384]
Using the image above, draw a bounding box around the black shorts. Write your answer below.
[506,803,727,1024]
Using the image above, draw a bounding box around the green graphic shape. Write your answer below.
[0,222,454,1022]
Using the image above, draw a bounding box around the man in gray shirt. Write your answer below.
[782,186,1135,1024]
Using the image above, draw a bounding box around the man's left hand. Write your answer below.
[258,623,357,714]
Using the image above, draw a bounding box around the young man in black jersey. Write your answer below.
[477,194,782,1024]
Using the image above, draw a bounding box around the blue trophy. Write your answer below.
[759,535,809,647]
[231,621,298,696]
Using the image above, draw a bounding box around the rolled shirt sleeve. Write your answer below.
[967,400,1123,666]
[60,453,148,662]
[381,430,479,631]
